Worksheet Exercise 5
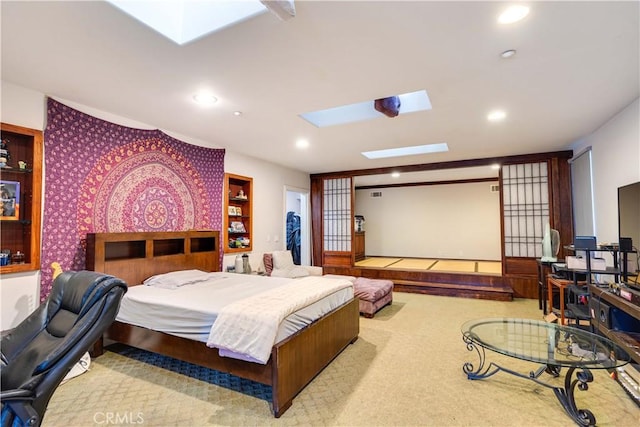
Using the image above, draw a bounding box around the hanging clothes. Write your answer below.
[286,211,301,265]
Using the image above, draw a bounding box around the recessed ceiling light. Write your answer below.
[491,164,501,170]
[487,110,506,122]
[362,143,449,159]
[498,5,530,24]
[391,172,400,178]
[296,139,309,149]
[233,111,242,116]
[193,92,218,106]
[500,49,516,59]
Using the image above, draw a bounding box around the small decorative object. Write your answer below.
[231,221,246,232]
[235,206,242,217]
[0,138,11,168]
[234,255,243,273]
[11,250,25,264]
[0,180,20,220]
[228,206,237,216]
[237,189,246,199]
[242,253,251,274]
[18,161,27,170]
[0,252,9,266]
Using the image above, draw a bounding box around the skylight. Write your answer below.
[300,90,432,128]
[362,143,449,160]
[107,0,268,45]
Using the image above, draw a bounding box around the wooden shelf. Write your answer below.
[223,173,252,253]
[0,123,42,274]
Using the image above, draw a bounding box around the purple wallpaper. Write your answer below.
[42,98,225,300]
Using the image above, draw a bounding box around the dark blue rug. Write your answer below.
[110,345,272,402]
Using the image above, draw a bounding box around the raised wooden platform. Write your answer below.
[323,266,514,301]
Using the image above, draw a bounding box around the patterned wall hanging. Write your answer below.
[41,98,225,300]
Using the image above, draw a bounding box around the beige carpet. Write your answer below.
[44,293,639,426]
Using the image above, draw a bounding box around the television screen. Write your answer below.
[618,181,640,275]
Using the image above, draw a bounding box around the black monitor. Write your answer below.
[574,236,597,250]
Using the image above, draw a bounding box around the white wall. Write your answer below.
[355,181,501,260]
[571,98,640,244]
[0,81,309,330]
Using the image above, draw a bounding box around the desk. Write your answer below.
[547,276,572,325]
[462,318,630,426]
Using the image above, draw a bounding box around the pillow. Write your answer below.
[263,253,274,276]
[272,250,295,270]
[270,266,310,278]
[144,269,210,289]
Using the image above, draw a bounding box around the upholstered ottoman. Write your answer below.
[353,277,394,318]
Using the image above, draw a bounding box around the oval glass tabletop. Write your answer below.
[461,318,630,369]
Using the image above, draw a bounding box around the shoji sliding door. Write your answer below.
[502,162,550,259]
[310,176,354,267]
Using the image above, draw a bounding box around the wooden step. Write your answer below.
[393,279,514,301]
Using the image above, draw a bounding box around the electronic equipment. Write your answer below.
[589,297,611,328]
[618,286,640,307]
[620,237,633,252]
[574,235,597,250]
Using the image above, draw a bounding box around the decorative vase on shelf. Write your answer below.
[242,253,251,274]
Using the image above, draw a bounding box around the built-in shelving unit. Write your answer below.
[223,173,252,253]
[0,123,43,274]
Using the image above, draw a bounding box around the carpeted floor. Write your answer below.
[44,293,639,426]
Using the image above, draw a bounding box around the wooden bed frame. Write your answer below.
[86,230,360,417]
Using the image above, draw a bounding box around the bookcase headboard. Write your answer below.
[86,230,220,286]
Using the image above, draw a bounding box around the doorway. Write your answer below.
[285,187,310,266]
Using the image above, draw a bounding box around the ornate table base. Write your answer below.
[463,334,596,427]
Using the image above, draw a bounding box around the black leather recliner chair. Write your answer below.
[1,271,127,427]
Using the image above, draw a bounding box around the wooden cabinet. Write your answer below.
[587,283,640,404]
[0,123,43,274]
[223,173,252,253]
[354,231,365,262]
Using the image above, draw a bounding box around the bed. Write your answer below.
[86,230,360,417]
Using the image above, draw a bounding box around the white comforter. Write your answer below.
[206,276,353,364]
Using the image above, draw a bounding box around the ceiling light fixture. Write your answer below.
[391,172,401,178]
[487,110,506,122]
[193,92,218,106]
[233,111,242,116]
[362,143,449,159]
[491,164,501,170]
[500,49,516,59]
[498,5,530,24]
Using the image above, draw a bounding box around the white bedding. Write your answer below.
[115,272,354,361]
[206,276,353,364]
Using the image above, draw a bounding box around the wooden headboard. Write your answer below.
[86,230,220,286]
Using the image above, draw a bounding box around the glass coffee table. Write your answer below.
[461,318,630,427]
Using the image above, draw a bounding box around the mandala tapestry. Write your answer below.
[42,98,225,300]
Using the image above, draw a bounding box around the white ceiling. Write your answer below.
[2,1,638,178]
